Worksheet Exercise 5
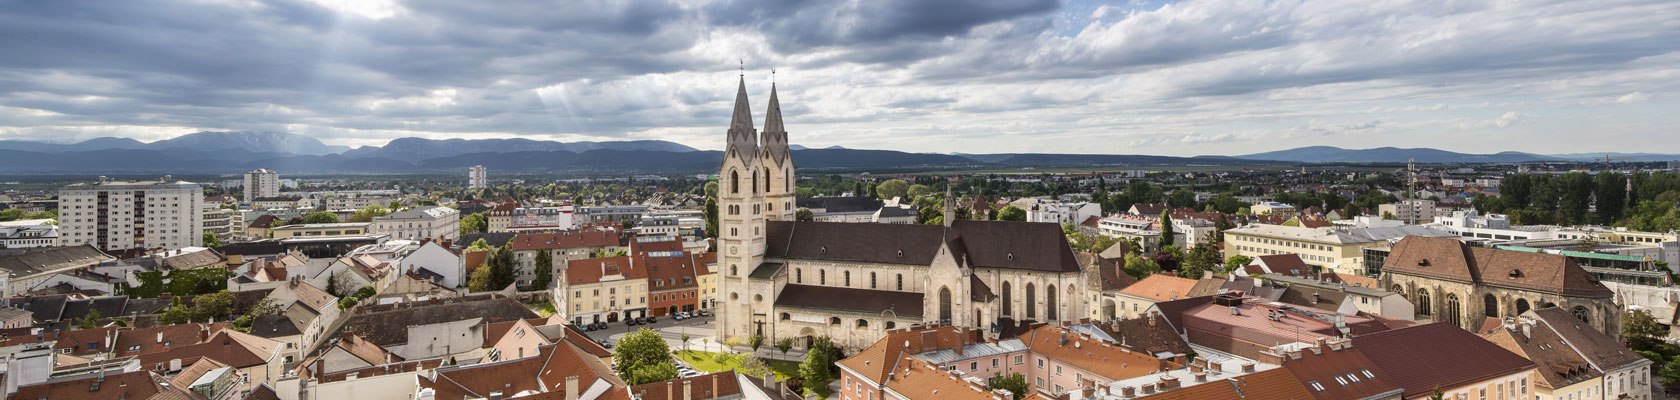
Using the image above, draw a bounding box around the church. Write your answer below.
[714,77,1096,350]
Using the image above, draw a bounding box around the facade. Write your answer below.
[1376,199,1447,225]
[468,165,487,189]
[0,219,58,248]
[563,255,649,324]
[1251,201,1297,216]
[243,168,279,204]
[510,206,577,230]
[714,78,1092,350]
[509,229,622,289]
[487,202,517,233]
[371,206,460,242]
[323,196,397,210]
[58,177,204,251]
[1380,236,1621,339]
[1224,224,1455,276]
[1483,308,1653,400]
[1109,274,1197,319]
[202,202,238,240]
[270,222,372,238]
[1012,198,1102,225]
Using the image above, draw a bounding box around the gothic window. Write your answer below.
[1571,305,1591,323]
[1444,294,1461,328]
[897,274,903,290]
[752,170,759,194]
[1390,285,1404,296]
[1516,299,1530,315]
[1484,294,1499,318]
[885,321,896,330]
[731,170,739,194]
[1046,285,1059,321]
[820,270,826,285]
[1026,283,1037,320]
[731,265,738,276]
[870,272,877,289]
[785,170,791,192]
[939,287,953,322]
[765,168,771,192]
[796,269,802,283]
[844,271,851,286]
[1417,289,1431,316]
[1002,281,1012,317]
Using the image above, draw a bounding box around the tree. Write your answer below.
[799,336,837,396]
[1661,357,1680,386]
[907,184,933,198]
[1158,210,1175,247]
[1167,189,1196,208]
[1626,309,1669,339]
[1181,241,1221,279]
[876,179,910,200]
[530,249,554,290]
[614,328,677,385]
[202,232,222,248]
[77,309,101,329]
[775,337,794,357]
[987,373,1029,400]
[233,297,278,332]
[459,212,487,236]
[191,291,234,321]
[1123,254,1160,279]
[996,205,1026,221]
[704,181,719,197]
[795,207,814,221]
[348,205,391,223]
[468,238,492,251]
[1223,255,1254,274]
[749,334,765,355]
[301,211,339,224]
[704,197,719,242]
[679,333,691,352]
[467,262,495,292]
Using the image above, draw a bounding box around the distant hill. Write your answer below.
[151,131,349,155]
[1238,146,1560,163]
[1546,152,1680,162]
[977,153,1275,167]
[342,137,696,159]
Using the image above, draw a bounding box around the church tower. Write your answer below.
[761,82,797,221]
[717,76,768,341]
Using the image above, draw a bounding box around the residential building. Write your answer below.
[468,165,487,189]
[0,245,114,297]
[0,219,58,248]
[1376,199,1447,225]
[323,195,398,210]
[1223,224,1455,276]
[395,239,465,288]
[1380,236,1621,338]
[487,202,517,233]
[1159,294,1411,361]
[1483,307,1653,400]
[414,341,627,400]
[244,168,279,204]
[578,204,650,225]
[1097,216,1166,253]
[372,206,460,242]
[1110,274,1198,319]
[58,177,204,251]
[510,206,577,230]
[563,255,650,325]
[1010,198,1102,225]
[694,251,719,311]
[270,222,372,238]
[509,228,622,289]
[1354,323,1537,400]
[201,202,238,240]
[1251,201,1297,216]
[1261,273,1414,320]
[715,80,1093,350]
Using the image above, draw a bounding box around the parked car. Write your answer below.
[598,339,614,349]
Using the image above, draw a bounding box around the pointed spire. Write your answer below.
[725,75,757,161]
[730,76,754,133]
[761,78,789,164]
[763,82,784,134]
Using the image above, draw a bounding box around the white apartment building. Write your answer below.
[201,203,238,240]
[0,219,58,249]
[469,165,488,189]
[1377,199,1450,225]
[243,168,279,204]
[322,196,397,210]
[1010,198,1102,225]
[510,206,576,229]
[372,206,460,242]
[59,177,204,251]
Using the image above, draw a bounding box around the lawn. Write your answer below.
[674,350,801,380]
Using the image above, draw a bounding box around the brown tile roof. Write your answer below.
[337,296,538,347]
[1276,287,1350,313]
[420,341,624,400]
[629,372,744,400]
[1018,324,1168,381]
[168,357,230,390]
[463,249,488,272]
[880,356,997,400]
[1134,368,1314,400]
[1529,307,1646,372]
[1257,254,1311,275]
[1185,277,1226,297]
[969,274,997,302]
[1145,296,1215,335]
[509,230,620,251]
[774,284,924,318]
[11,370,164,400]
[1353,322,1535,398]
[566,256,647,285]
[562,325,614,358]
[1089,252,1137,292]
[764,220,1081,273]
[113,322,228,358]
[645,251,699,290]
[1089,314,1193,356]
[138,330,280,369]
[1381,236,1613,298]
[838,326,981,384]
[481,317,551,347]
[691,252,717,275]
[1482,321,1597,389]
[1275,343,1403,400]
[1118,275,1199,302]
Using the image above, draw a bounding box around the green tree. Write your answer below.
[459,212,487,236]
[987,373,1029,400]
[202,232,222,248]
[190,291,234,321]
[486,245,518,290]
[348,205,391,222]
[77,309,102,329]
[679,333,691,352]
[907,184,933,198]
[996,205,1026,221]
[1223,255,1255,274]
[1123,254,1160,279]
[614,328,677,385]
[704,181,719,197]
[1661,357,1680,385]
[749,334,765,355]
[1158,210,1175,248]
[876,179,910,200]
[1167,189,1196,208]
[530,249,554,290]
[467,263,495,292]
[775,337,794,357]
[233,298,277,332]
[301,211,339,224]
[468,238,492,251]
[705,197,719,242]
[1181,241,1221,279]
[799,336,837,396]
[1625,309,1669,339]
[795,207,814,221]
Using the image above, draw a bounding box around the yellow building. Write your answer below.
[692,252,718,311]
[1223,224,1455,275]
[562,256,649,325]
[268,222,370,238]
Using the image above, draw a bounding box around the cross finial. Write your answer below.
[738,59,744,77]
[771,68,776,85]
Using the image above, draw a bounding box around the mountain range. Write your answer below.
[0,132,1671,175]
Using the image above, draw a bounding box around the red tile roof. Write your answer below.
[1382,236,1612,298]
[420,341,623,400]
[1135,368,1314,400]
[1118,275,1198,302]
[629,372,744,400]
[1018,324,1169,381]
[1353,323,1535,398]
[1275,343,1402,400]
[138,330,280,369]
[509,230,620,251]
[11,370,164,400]
[838,326,981,384]
[566,256,647,285]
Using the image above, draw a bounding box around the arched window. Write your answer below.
[844,271,851,286]
[830,317,841,325]
[780,313,791,321]
[856,319,868,328]
[1416,289,1431,316]
[1484,294,1499,318]
[1046,285,1059,321]
[1444,294,1461,328]
[939,287,953,322]
[1026,283,1037,320]
[785,170,791,192]
[897,274,904,290]
[730,265,738,276]
[795,269,802,283]
[1516,299,1531,315]
[885,321,896,330]
[820,270,826,285]
[731,170,740,194]
[765,168,771,192]
[1390,285,1404,296]
[1001,281,1013,317]
[752,170,759,194]
[1571,305,1591,323]
[870,272,877,289]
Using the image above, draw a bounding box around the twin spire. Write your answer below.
[724,75,788,163]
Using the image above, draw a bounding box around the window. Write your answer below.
[970,362,978,371]
[820,270,826,285]
[796,269,802,283]
[844,271,851,286]
[897,274,903,291]
[1308,381,1324,391]
[1055,365,1062,376]
[870,272,877,289]
[1037,358,1045,368]
[1014,355,1023,365]
[992,358,999,368]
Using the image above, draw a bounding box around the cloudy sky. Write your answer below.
[2,0,1678,156]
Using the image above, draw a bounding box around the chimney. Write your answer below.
[1521,322,1532,339]
[1121,387,1135,397]
[1159,376,1180,390]
[1146,313,1157,327]
[1241,363,1255,373]
[683,379,693,400]
[666,381,674,400]
[1141,383,1155,394]
[1194,372,1207,383]
[566,376,580,400]
[1209,362,1222,372]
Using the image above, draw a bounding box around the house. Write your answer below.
[10,370,172,400]
[631,372,746,400]
[396,239,464,288]
[138,329,286,394]
[269,222,372,239]
[415,341,629,400]
[372,206,460,242]
[1354,322,1537,399]
[1223,224,1455,276]
[1482,307,1652,400]
[1262,273,1414,320]
[258,280,340,360]
[1111,274,1198,319]
[563,255,650,325]
[0,245,114,297]
[509,229,623,289]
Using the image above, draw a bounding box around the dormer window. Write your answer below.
[1417,258,1430,267]
[896,249,903,258]
[1509,269,1523,278]
[1006,252,1015,261]
[819,246,827,255]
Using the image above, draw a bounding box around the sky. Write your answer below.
[1,0,1678,157]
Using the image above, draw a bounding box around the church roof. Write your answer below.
[1381,236,1612,298]
[773,284,923,318]
[763,220,1080,273]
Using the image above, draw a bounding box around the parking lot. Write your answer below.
[578,312,721,352]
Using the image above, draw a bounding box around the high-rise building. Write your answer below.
[243,168,279,203]
[469,165,488,189]
[58,176,204,251]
